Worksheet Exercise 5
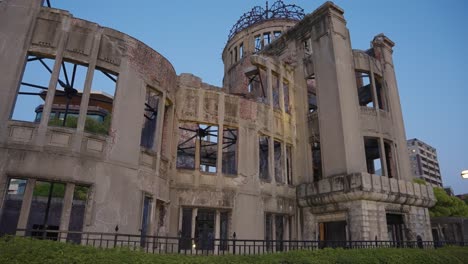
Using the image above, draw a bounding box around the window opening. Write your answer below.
[273,31,282,40]
[375,75,386,110]
[85,68,117,134]
[319,221,347,248]
[286,145,293,185]
[27,181,66,240]
[239,43,244,59]
[12,55,55,123]
[312,141,322,182]
[222,128,237,175]
[45,60,88,129]
[384,141,397,178]
[283,81,290,114]
[67,185,89,244]
[259,135,270,180]
[304,39,312,55]
[274,140,284,183]
[246,67,267,104]
[364,137,382,175]
[199,125,218,173]
[176,123,218,173]
[0,178,27,235]
[234,47,238,63]
[141,89,160,150]
[176,123,198,170]
[307,75,317,112]
[254,35,262,52]
[263,32,271,47]
[272,74,280,110]
[355,71,373,108]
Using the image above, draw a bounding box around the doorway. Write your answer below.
[194,209,215,251]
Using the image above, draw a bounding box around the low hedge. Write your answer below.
[1,236,468,264]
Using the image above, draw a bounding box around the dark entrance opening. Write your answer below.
[179,208,192,250]
[387,214,404,246]
[319,221,347,248]
[194,209,215,251]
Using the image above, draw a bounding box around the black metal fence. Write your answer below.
[10,229,468,256]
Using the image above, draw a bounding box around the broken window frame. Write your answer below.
[222,127,238,175]
[176,123,198,170]
[263,32,271,47]
[273,31,282,40]
[176,123,219,173]
[245,67,267,104]
[259,134,270,181]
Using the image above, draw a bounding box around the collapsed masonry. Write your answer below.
[0,0,435,248]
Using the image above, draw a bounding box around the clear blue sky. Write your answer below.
[50,0,468,194]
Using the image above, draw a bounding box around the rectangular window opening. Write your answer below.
[275,215,285,251]
[272,74,280,110]
[375,75,386,110]
[265,213,273,251]
[180,208,193,250]
[312,141,322,182]
[140,88,161,150]
[239,43,244,59]
[12,54,56,123]
[259,135,270,181]
[283,81,290,114]
[273,31,282,40]
[234,47,238,63]
[85,68,118,135]
[286,145,293,185]
[27,181,66,240]
[254,35,262,52]
[66,185,89,244]
[355,71,374,108]
[274,140,284,183]
[176,123,198,170]
[0,178,27,235]
[47,60,88,129]
[364,137,382,176]
[199,125,218,173]
[263,32,271,47]
[222,128,237,175]
[307,75,318,112]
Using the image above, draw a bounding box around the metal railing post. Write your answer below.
[232,232,236,255]
[113,225,119,248]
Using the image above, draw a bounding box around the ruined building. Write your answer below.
[0,0,436,247]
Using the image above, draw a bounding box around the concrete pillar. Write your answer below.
[16,178,36,235]
[36,16,71,146]
[379,137,388,177]
[154,92,167,173]
[372,34,412,181]
[216,93,225,183]
[0,0,43,142]
[302,208,316,240]
[59,183,75,241]
[309,3,367,177]
[191,208,198,239]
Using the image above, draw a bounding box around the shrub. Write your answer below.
[1,237,468,264]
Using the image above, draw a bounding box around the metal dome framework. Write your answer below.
[228,1,305,41]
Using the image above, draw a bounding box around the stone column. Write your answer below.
[372,34,412,181]
[309,2,367,177]
[59,183,75,241]
[16,178,36,235]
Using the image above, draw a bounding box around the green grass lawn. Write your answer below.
[1,236,468,264]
